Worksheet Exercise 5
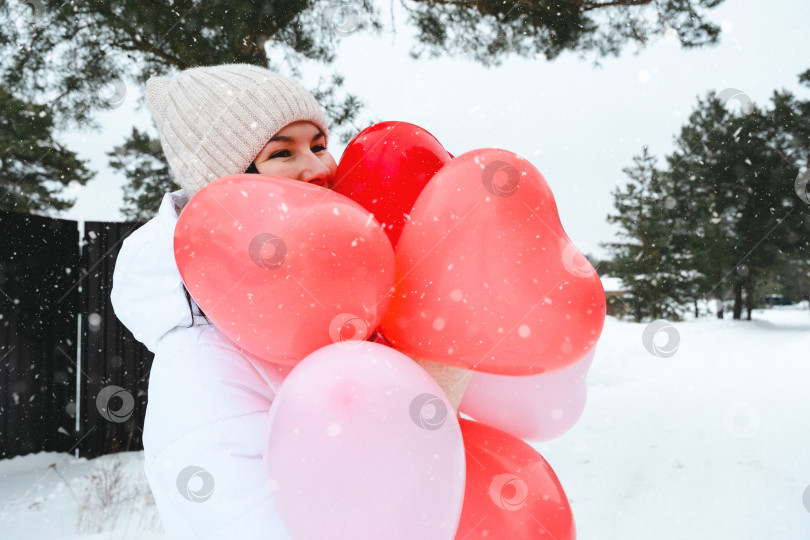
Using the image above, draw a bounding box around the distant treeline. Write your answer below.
[601,68,810,322]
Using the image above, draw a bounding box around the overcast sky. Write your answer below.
[58,0,810,260]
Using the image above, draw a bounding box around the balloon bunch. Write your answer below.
[174,121,606,539]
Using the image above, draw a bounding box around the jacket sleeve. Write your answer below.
[110,216,196,354]
[142,330,292,540]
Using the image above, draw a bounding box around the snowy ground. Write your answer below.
[1,305,809,539]
[0,451,163,539]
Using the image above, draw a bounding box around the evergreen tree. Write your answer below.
[763,70,810,305]
[1,0,728,219]
[403,0,725,67]
[107,128,173,221]
[604,147,685,322]
[1,0,380,129]
[0,0,726,126]
[2,0,374,218]
[0,85,93,214]
[667,93,806,320]
[606,70,810,322]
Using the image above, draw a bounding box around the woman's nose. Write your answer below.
[299,154,332,187]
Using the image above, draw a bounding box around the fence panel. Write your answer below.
[0,211,80,459]
[77,220,153,459]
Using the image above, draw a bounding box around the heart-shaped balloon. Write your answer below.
[459,347,596,442]
[333,121,452,247]
[174,174,395,366]
[265,341,466,540]
[380,148,605,376]
[455,418,575,540]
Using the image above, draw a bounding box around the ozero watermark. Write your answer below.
[324,1,363,37]
[481,160,520,198]
[328,312,369,350]
[722,401,760,438]
[248,233,287,270]
[642,320,680,358]
[97,78,127,109]
[489,473,529,511]
[96,385,135,423]
[409,393,448,431]
[718,88,753,116]
[795,169,810,205]
[176,466,215,503]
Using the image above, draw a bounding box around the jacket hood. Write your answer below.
[111,189,210,353]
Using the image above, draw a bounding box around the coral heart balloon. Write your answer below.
[265,341,465,540]
[455,418,575,540]
[174,174,395,366]
[333,121,452,247]
[380,148,605,376]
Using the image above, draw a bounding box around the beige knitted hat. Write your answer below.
[145,64,330,197]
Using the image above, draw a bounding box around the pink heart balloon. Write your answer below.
[264,341,466,540]
[459,347,596,442]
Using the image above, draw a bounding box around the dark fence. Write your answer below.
[0,211,151,460]
[78,220,154,459]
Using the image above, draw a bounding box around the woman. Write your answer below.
[111,64,465,540]
[111,64,341,540]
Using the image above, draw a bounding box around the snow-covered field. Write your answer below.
[2,306,809,539]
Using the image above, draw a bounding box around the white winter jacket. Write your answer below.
[111,189,294,539]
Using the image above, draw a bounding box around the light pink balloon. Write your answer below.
[459,347,597,442]
[264,341,466,540]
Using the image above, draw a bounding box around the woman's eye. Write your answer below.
[269,146,325,159]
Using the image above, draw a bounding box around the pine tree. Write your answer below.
[667,91,806,320]
[1,0,726,124]
[2,1,375,218]
[403,0,725,66]
[108,128,173,221]
[607,72,810,322]
[0,85,93,214]
[605,147,685,322]
[764,70,810,305]
[1,1,729,219]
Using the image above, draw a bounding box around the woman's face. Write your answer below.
[253,121,337,188]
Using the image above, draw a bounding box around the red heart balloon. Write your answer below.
[174,174,395,366]
[455,418,575,540]
[333,121,452,247]
[380,148,605,376]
